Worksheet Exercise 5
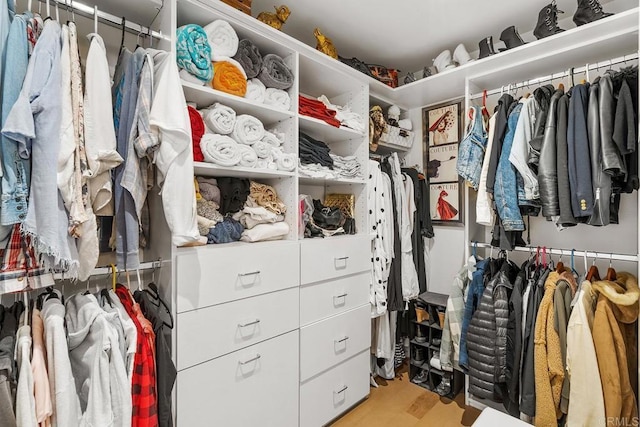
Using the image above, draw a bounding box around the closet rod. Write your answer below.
[52,259,164,281]
[470,242,639,263]
[33,0,169,41]
[469,52,639,100]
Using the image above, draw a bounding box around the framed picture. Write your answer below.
[427,143,458,183]
[424,100,462,147]
[429,182,464,226]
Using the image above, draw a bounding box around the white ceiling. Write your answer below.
[252,0,633,77]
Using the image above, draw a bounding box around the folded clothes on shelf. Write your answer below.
[197,199,224,226]
[330,153,362,178]
[207,217,244,244]
[264,88,291,111]
[212,60,247,97]
[245,78,266,103]
[203,102,236,135]
[204,19,239,57]
[234,39,263,79]
[240,222,289,243]
[258,54,294,90]
[250,181,287,215]
[299,132,334,168]
[317,95,364,133]
[299,95,341,128]
[232,204,285,229]
[196,177,221,205]
[217,177,251,215]
[176,24,213,84]
[188,106,205,162]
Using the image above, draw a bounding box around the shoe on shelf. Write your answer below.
[573,0,613,26]
[435,377,452,396]
[412,369,429,384]
[404,73,417,84]
[431,337,442,346]
[415,326,427,343]
[433,49,456,73]
[500,26,526,50]
[413,347,425,364]
[423,65,438,78]
[478,36,497,59]
[452,43,473,66]
[533,2,565,39]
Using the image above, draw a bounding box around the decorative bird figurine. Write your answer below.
[369,106,386,152]
[314,28,338,59]
[257,5,291,31]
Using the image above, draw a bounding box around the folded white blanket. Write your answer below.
[231,114,265,145]
[245,78,266,103]
[200,134,241,167]
[264,88,291,111]
[180,69,206,86]
[203,103,236,135]
[272,148,296,172]
[232,205,284,229]
[204,20,239,57]
[212,55,248,79]
[240,221,290,243]
[238,144,258,168]
[251,139,272,159]
[261,131,282,147]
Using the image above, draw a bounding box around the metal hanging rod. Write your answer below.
[469,242,639,263]
[470,52,639,100]
[52,259,164,281]
[32,0,169,41]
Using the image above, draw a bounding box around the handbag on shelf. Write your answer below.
[324,193,355,219]
[338,56,374,77]
[367,64,400,88]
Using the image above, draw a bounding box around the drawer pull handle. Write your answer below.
[335,256,349,261]
[334,385,348,394]
[333,293,348,299]
[335,336,349,344]
[238,271,261,277]
[239,354,261,365]
[238,319,261,328]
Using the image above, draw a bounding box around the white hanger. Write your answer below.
[136,268,142,291]
[46,0,50,18]
[585,63,590,83]
[94,5,98,34]
[27,0,32,12]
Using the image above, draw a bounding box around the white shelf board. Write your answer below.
[298,175,366,186]
[392,8,639,108]
[182,81,294,124]
[299,115,364,142]
[194,162,295,179]
[301,233,370,244]
[374,141,411,153]
[176,238,297,252]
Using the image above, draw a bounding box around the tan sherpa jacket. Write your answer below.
[534,271,564,427]
[592,272,639,427]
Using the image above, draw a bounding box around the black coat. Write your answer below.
[528,85,555,174]
[486,94,515,194]
[538,88,564,218]
[556,92,577,227]
[567,83,593,218]
[504,261,528,416]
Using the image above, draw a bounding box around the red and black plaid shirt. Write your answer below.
[116,284,159,427]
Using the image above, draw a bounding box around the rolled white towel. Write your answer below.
[212,55,248,79]
[267,128,286,145]
[231,114,265,145]
[252,139,272,159]
[240,222,290,243]
[245,78,266,103]
[256,158,269,169]
[200,134,241,167]
[261,131,282,147]
[238,144,258,168]
[204,103,236,134]
[264,88,291,111]
[272,148,296,172]
[398,119,413,130]
[204,20,239,57]
[180,69,206,86]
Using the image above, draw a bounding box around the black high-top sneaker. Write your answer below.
[478,36,497,59]
[500,26,526,50]
[573,0,614,26]
[533,2,565,39]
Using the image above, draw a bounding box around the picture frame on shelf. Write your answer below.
[429,181,464,226]
[424,100,463,147]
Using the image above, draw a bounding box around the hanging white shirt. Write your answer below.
[476,113,497,226]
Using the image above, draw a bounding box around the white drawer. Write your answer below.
[176,241,300,313]
[176,287,299,370]
[300,304,370,382]
[300,272,369,326]
[177,331,299,427]
[300,236,370,285]
[300,350,370,427]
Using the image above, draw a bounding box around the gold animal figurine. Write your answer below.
[314,28,338,59]
[257,5,291,30]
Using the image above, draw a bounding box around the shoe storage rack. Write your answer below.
[409,292,464,399]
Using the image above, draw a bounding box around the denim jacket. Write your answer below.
[457,106,487,190]
[494,102,525,231]
[459,258,488,371]
[0,13,29,225]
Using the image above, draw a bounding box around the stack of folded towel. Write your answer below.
[177,19,294,110]
[297,132,363,180]
[330,153,362,178]
[196,176,290,244]
[197,103,296,172]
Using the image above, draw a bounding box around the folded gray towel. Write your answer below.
[234,39,263,79]
[258,54,294,90]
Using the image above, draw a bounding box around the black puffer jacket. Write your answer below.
[466,259,519,401]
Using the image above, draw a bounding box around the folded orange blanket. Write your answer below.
[212,61,247,97]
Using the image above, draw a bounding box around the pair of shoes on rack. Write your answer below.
[478,26,527,59]
[432,43,474,74]
[534,0,613,39]
[434,377,451,396]
[412,369,429,384]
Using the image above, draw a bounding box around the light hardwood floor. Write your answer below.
[331,367,481,427]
